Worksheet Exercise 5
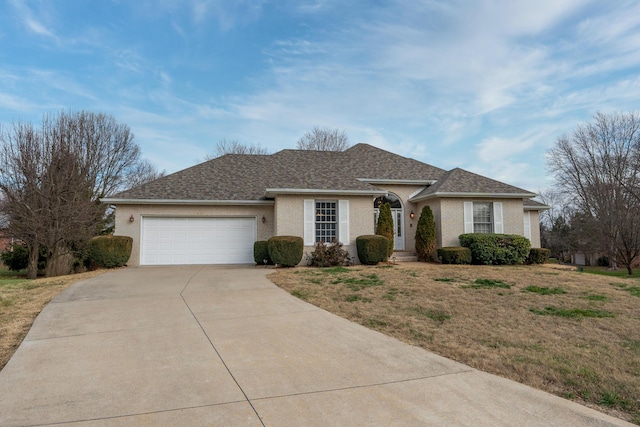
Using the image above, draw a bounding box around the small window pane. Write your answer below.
[473,202,492,234]
[315,200,337,243]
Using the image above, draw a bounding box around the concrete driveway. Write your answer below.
[0,266,633,426]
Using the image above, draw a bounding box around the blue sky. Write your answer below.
[1,1,639,193]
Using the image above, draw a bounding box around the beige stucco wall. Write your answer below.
[437,198,526,247]
[274,194,374,263]
[113,203,275,266]
[502,199,526,236]
[528,210,542,248]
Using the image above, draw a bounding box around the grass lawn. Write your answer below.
[582,265,640,279]
[0,268,106,371]
[270,262,640,425]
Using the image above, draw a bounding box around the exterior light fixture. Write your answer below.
[129,215,135,223]
[262,216,266,223]
[410,211,415,219]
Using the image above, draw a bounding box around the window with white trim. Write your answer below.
[463,201,503,234]
[315,200,337,243]
[473,202,493,233]
[304,199,349,246]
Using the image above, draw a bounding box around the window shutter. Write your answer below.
[339,200,350,245]
[524,211,531,240]
[493,202,504,234]
[463,202,474,233]
[303,199,314,246]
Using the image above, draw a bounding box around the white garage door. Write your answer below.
[141,217,256,265]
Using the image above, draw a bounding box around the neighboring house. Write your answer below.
[102,144,547,266]
[0,230,14,253]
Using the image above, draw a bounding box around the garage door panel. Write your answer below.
[141,217,256,265]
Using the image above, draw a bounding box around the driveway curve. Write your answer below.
[0,266,633,426]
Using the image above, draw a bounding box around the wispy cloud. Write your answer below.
[9,0,58,41]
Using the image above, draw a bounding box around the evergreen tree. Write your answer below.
[415,205,437,261]
[376,202,394,257]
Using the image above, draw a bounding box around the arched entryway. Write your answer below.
[373,193,404,250]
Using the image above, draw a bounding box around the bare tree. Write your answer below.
[547,112,640,274]
[205,139,268,160]
[536,189,574,261]
[0,111,161,277]
[296,126,350,151]
[124,158,166,190]
[0,121,46,278]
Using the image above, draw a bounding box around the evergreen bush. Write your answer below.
[87,235,133,269]
[527,248,551,264]
[458,233,531,265]
[253,241,273,265]
[267,236,303,267]
[437,247,472,264]
[376,202,394,257]
[356,235,389,265]
[306,240,349,267]
[0,244,46,272]
[415,205,437,261]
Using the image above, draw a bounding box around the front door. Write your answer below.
[373,193,404,251]
[392,208,404,250]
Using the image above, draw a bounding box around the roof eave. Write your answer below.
[409,192,537,202]
[264,188,387,197]
[356,178,437,185]
[524,204,550,211]
[100,198,274,206]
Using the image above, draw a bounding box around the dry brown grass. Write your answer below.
[0,269,106,371]
[270,262,640,424]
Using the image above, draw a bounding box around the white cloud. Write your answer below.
[0,93,41,112]
[9,0,58,41]
[477,137,528,163]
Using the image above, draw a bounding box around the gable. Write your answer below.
[410,168,535,201]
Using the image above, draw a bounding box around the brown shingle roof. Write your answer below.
[523,199,549,209]
[410,168,535,201]
[105,144,534,203]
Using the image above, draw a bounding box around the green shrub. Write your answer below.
[267,236,303,267]
[459,233,531,265]
[356,235,389,265]
[253,241,273,265]
[376,203,394,257]
[87,235,133,269]
[437,247,472,264]
[415,205,437,261]
[306,240,350,267]
[527,248,551,264]
[0,244,46,272]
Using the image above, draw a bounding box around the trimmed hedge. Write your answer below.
[356,235,389,265]
[376,203,394,257]
[458,233,531,265]
[253,241,273,265]
[87,235,133,268]
[415,205,437,261]
[527,248,551,264]
[267,236,303,267]
[437,246,472,264]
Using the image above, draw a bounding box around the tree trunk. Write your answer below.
[26,241,39,280]
[626,265,633,275]
[44,242,72,277]
[608,247,618,271]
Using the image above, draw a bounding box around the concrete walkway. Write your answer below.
[0,266,633,426]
